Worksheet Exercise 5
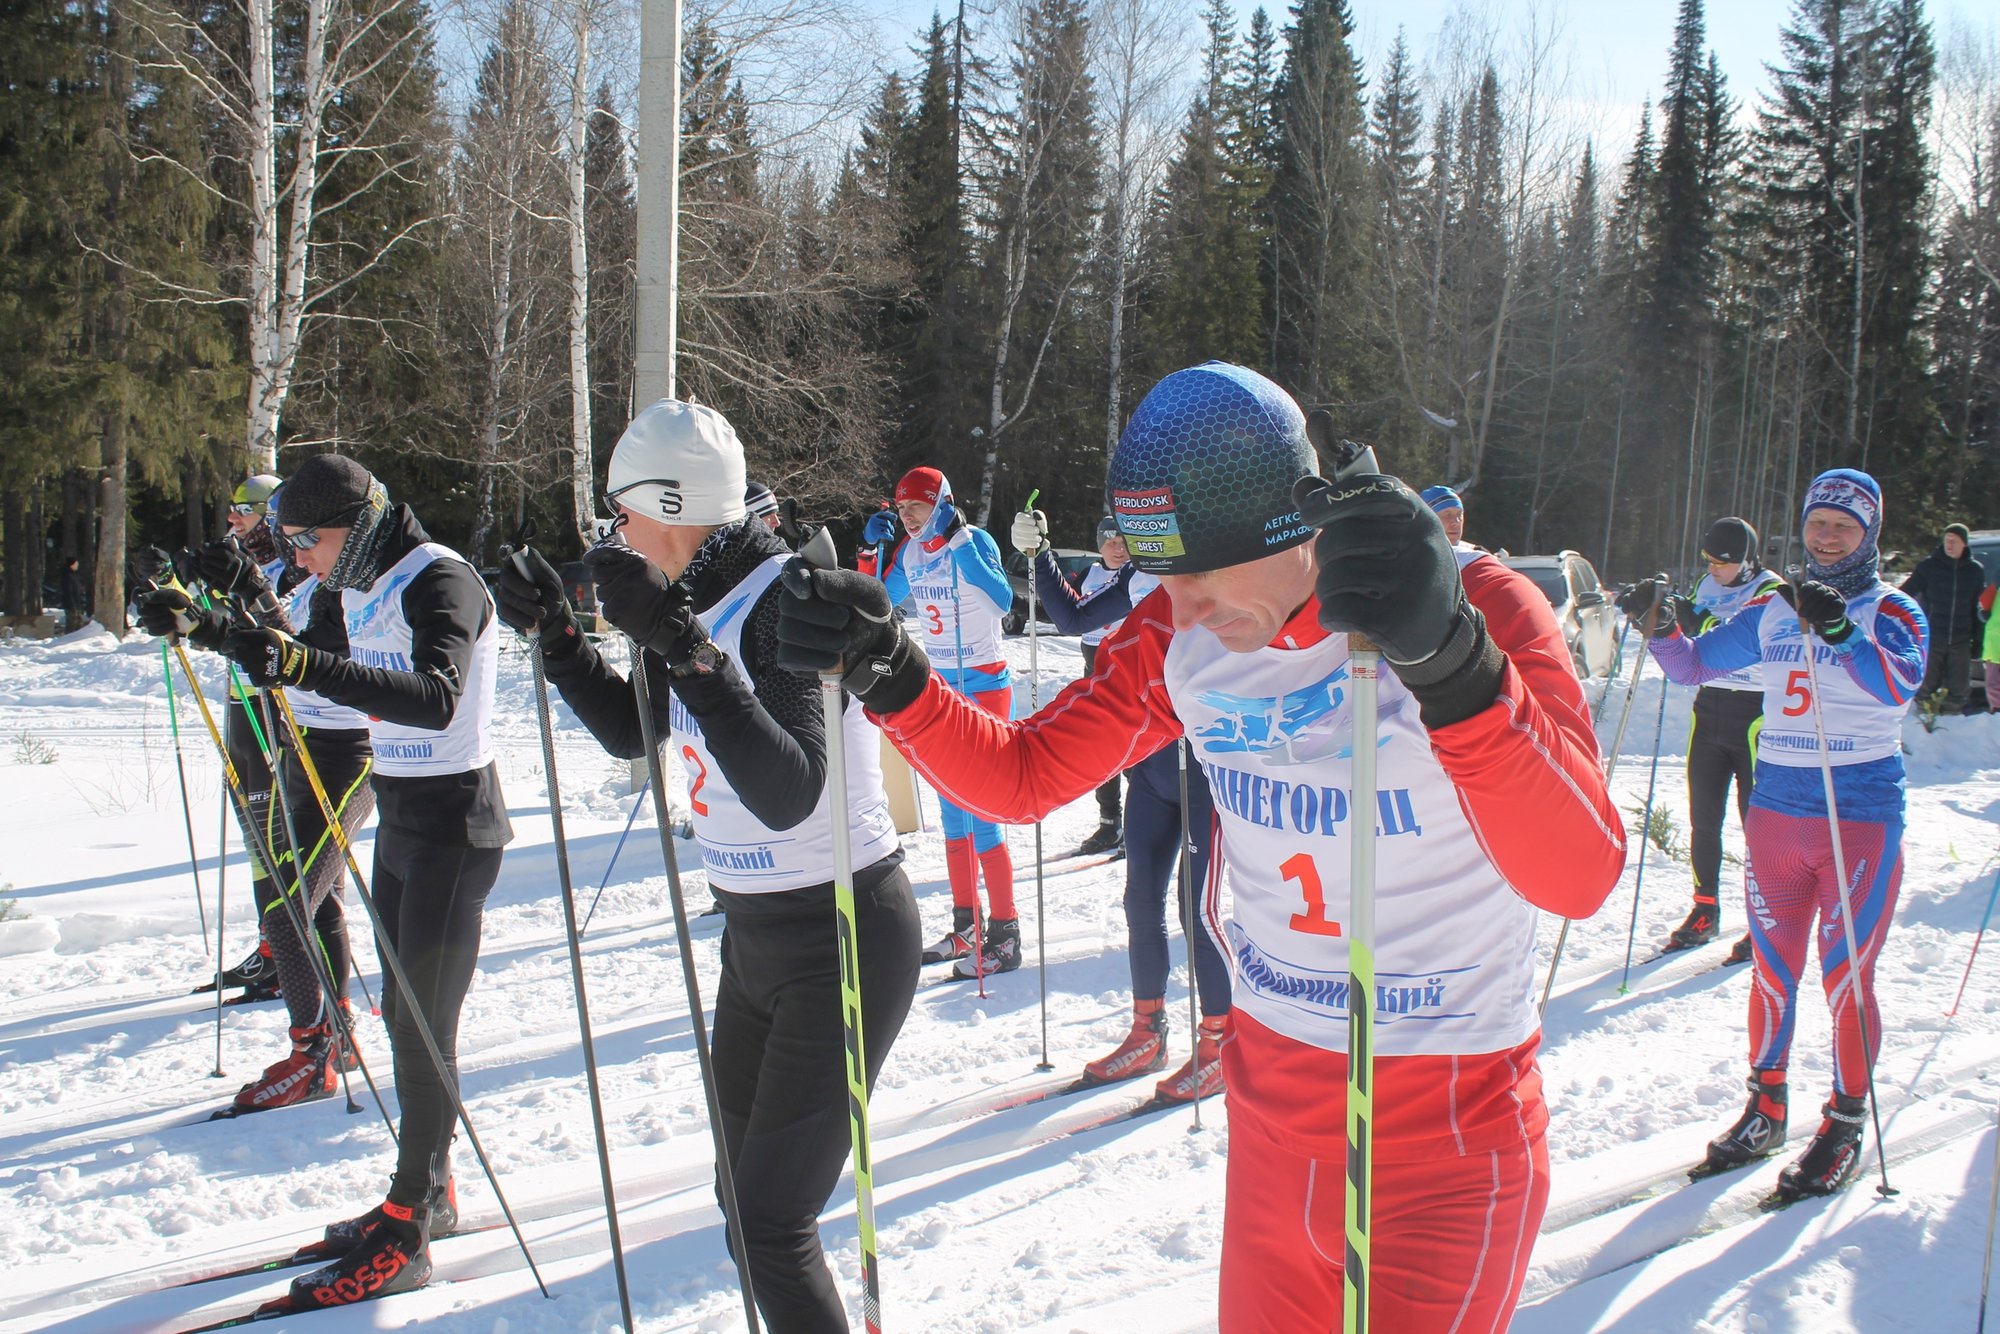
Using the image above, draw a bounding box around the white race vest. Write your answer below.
[278,574,369,731]
[1695,571,1778,693]
[901,539,1004,671]
[1751,587,1911,768]
[1167,575,1540,1059]
[1080,565,1161,647]
[669,556,899,893]
[341,543,498,777]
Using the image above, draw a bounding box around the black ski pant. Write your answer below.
[1123,747,1231,1016]
[263,726,373,1031]
[1080,642,1121,827]
[371,821,503,1207]
[711,858,920,1333]
[1687,686,1762,918]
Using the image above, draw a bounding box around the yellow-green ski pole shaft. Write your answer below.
[1344,635,1379,1334]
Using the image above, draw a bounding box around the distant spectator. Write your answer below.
[59,556,89,633]
[1900,522,1987,713]
[1421,485,1469,550]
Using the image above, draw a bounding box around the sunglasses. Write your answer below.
[282,503,366,551]
[228,502,261,517]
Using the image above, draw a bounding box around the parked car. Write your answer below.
[1968,530,2000,593]
[1001,548,1097,635]
[1498,550,1619,679]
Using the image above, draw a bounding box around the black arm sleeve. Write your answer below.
[672,586,826,831]
[1034,554,1135,636]
[305,562,488,731]
[540,635,671,760]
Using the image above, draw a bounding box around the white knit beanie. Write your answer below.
[606,400,748,527]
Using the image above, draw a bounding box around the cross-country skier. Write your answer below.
[778,361,1625,1331]
[1018,508,1233,1101]
[218,455,511,1308]
[491,399,920,1333]
[136,505,377,1114]
[1061,516,1141,857]
[1656,517,1784,963]
[1626,468,1926,1199]
[858,467,1021,977]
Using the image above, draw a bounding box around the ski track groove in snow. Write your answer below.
[5,628,2000,1332]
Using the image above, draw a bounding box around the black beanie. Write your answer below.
[277,455,377,528]
[1701,516,1757,565]
[1946,522,1972,544]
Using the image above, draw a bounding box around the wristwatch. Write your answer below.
[670,640,726,679]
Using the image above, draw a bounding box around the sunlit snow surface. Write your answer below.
[1,623,1997,1333]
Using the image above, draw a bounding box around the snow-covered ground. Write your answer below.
[1,623,1996,1333]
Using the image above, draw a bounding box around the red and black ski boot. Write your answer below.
[1662,902,1719,952]
[289,1198,431,1309]
[1082,999,1167,1086]
[921,907,981,965]
[1156,1015,1227,1103]
[1696,1069,1787,1176]
[1723,934,1755,966]
[232,1020,338,1112]
[1776,1093,1867,1199]
[318,1177,459,1256]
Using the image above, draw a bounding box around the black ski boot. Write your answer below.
[1075,821,1122,857]
[955,916,1022,978]
[289,1197,431,1309]
[319,1178,458,1254]
[1698,1070,1787,1176]
[921,907,980,965]
[1663,903,1719,952]
[1723,934,1755,966]
[1776,1093,1867,1199]
[218,940,276,990]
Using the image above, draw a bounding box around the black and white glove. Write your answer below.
[490,547,583,658]
[1776,579,1854,644]
[584,543,717,671]
[1010,509,1048,557]
[130,545,175,585]
[221,626,322,689]
[135,588,229,651]
[197,539,270,600]
[776,559,930,712]
[1614,576,1680,637]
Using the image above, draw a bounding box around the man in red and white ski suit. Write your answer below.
[778,363,1624,1331]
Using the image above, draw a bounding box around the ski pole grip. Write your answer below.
[504,547,541,642]
[797,529,844,679]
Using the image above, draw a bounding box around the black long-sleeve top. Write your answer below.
[543,521,826,833]
[1032,552,1137,638]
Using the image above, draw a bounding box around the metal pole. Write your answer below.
[162,641,211,947]
[1025,503,1049,1071]
[1343,635,1380,1334]
[1947,865,2000,1019]
[1176,741,1203,1132]
[635,0,681,406]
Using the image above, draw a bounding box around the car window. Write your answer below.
[1970,538,2000,588]
[1517,567,1565,607]
[1567,557,1599,592]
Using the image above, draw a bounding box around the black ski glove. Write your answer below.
[130,545,175,584]
[1615,576,1680,637]
[776,559,931,712]
[197,538,270,600]
[221,626,324,689]
[491,546,583,659]
[1776,579,1854,644]
[135,588,229,651]
[1674,596,1708,639]
[584,542,716,670]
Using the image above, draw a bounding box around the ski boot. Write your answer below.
[1723,934,1755,966]
[232,1020,338,1113]
[1697,1069,1786,1176]
[1156,1016,1227,1103]
[219,939,276,991]
[290,1197,432,1309]
[332,996,362,1073]
[320,1178,458,1256]
[1776,1093,1867,1199]
[1075,821,1123,858]
[1662,903,1719,952]
[955,916,1022,977]
[921,907,981,965]
[1081,999,1167,1085]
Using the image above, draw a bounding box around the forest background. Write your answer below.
[4,0,1999,628]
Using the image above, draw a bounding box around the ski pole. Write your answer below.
[949,573,985,998]
[512,553,635,1334]
[1796,592,1896,1198]
[801,528,883,1333]
[1617,668,1673,993]
[1023,489,1051,1072]
[1176,740,1204,1132]
[581,775,648,935]
[1293,438,1381,1334]
[1948,864,2000,1019]
[215,783,228,1077]
[1592,615,1633,724]
[1541,593,1660,1013]
[255,684,552,1293]
[1979,1093,2000,1334]
[627,639,761,1332]
[161,641,211,949]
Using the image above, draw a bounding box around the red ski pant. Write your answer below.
[1743,804,1904,1097]
[1218,1105,1548,1333]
